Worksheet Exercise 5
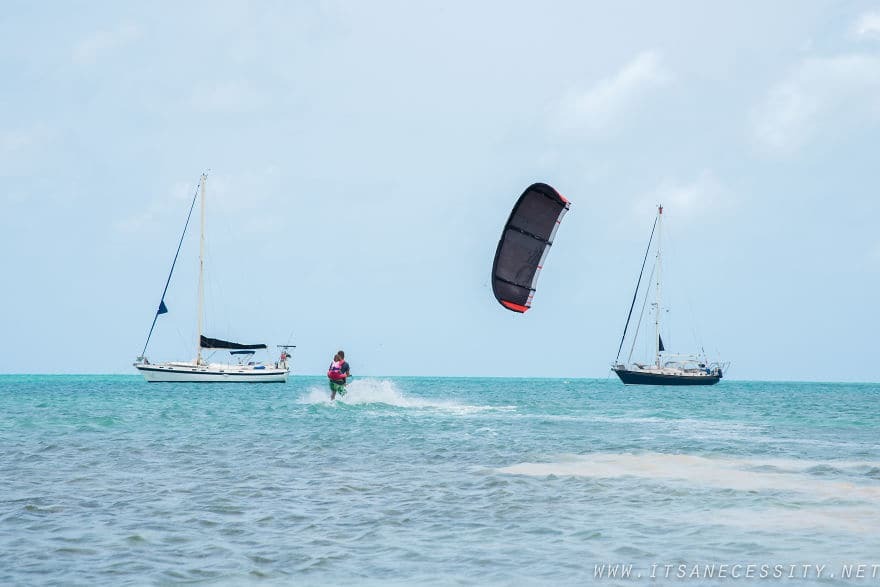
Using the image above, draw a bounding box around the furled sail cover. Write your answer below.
[199,335,267,350]
[491,183,570,313]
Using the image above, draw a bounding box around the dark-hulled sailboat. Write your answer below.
[612,205,726,386]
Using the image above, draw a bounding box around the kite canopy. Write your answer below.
[491,183,570,313]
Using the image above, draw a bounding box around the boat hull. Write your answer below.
[135,364,288,383]
[612,368,721,386]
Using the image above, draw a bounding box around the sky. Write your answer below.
[1,1,879,381]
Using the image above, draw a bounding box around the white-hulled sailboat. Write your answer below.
[134,174,291,383]
[611,205,727,386]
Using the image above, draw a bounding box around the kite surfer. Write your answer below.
[327,350,351,400]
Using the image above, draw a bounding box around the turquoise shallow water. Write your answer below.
[1,375,879,585]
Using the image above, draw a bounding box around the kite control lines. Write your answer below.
[491,183,570,313]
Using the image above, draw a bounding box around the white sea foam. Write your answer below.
[497,452,880,500]
[696,505,880,534]
[579,415,762,438]
[297,378,511,414]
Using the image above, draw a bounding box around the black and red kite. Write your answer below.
[491,183,570,313]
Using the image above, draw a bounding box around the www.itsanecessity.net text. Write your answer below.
[594,563,880,580]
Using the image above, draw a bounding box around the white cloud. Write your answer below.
[0,125,54,177]
[853,11,880,39]
[72,23,140,65]
[114,176,201,235]
[114,211,157,234]
[115,169,283,235]
[554,50,671,134]
[170,180,199,203]
[0,129,37,154]
[871,242,880,264]
[0,125,55,155]
[634,170,731,221]
[752,54,880,153]
[189,81,267,113]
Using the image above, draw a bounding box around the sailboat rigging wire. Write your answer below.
[664,214,706,356]
[140,178,203,357]
[627,262,655,364]
[615,216,658,362]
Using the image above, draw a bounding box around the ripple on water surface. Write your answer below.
[0,375,879,584]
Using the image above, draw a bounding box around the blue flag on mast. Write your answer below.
[157,300,168,315]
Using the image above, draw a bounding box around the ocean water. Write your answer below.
[1,375,879,585]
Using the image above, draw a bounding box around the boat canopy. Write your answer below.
[200,335,267,350]
[491,182,569,313]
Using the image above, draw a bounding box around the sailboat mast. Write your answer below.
[196,174,207,365]
[654,204,663,367]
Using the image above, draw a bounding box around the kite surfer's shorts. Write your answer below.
[329,381,346,396]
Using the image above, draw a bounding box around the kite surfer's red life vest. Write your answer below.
[327,360,346,381]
